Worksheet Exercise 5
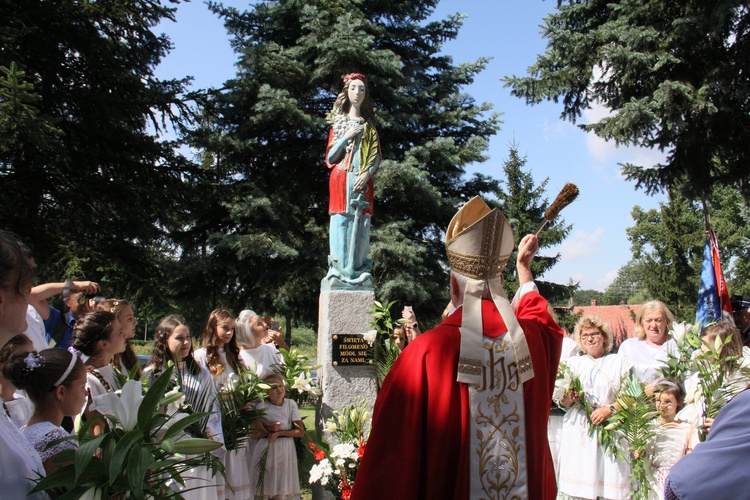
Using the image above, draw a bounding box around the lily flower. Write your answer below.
[671,321,692,344]
[292,373,310,391]
[90,379,143,431]
[362,330,377,346]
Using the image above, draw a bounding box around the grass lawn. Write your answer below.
[299,405,316,500]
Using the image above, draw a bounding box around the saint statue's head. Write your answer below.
[330,72,375,121]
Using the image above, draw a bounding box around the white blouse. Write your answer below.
[22,421,77,463]
[0,396,48,499]
[617,337,678,383]
[240,344,283,377]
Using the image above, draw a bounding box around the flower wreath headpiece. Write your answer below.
[343,72,367,85]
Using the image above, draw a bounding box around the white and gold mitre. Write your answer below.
[445,196,514,279]
[444,196,534,386]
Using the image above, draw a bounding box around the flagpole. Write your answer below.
[702,197,711,231]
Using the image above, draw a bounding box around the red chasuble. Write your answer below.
[351,291,563,500]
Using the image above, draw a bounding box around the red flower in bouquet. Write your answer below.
[340,477,352,499]
[357,440,366,458]
[309,441,327,461]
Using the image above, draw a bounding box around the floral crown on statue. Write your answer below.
[343,72,368,85]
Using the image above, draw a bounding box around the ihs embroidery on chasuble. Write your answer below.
[469,336,528,500]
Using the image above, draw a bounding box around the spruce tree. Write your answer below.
[492,142,571,301]
[0,0,191,312]
[503,1,750,200]
[186,0,502,325]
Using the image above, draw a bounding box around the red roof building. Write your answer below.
[572,300,642,351]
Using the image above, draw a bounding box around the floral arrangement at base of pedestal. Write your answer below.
[604,369,659,500]
[31,367,223,499]
[308,399,370,500]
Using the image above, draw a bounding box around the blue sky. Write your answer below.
[155,0,665,292]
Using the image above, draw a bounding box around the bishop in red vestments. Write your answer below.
[352,197,563,500]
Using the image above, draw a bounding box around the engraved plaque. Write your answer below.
[331,334,373,366]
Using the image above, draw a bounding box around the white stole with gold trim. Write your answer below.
[468,332,528,500]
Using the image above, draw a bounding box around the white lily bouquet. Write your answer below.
[278,347,322,406]
[658,321,701,382]
[217,369,270,451]
[32,366,222,499]
[553,363,592,416]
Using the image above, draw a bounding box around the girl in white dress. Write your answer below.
[0,232,48,499]
[70,310,126,435]
[4,348,86,473]
[149,315,226,499]
[194,308,252,500]
[640,381,698,500]
[557,315,631,500]
[249,372,304,500]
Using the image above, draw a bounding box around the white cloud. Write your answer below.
[596,269,619,289]
[581,102,668,174]
[541,117,571,142]
[559,227,605,260]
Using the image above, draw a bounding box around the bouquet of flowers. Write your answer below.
[217,369,269,451]
[553,362,592,417]
[309,399,370,499]
[32,367,222,499]
[278,347,322,406]
[604,369,659,500]
[658,321,701,382]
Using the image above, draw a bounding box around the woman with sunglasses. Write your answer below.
[556,315,631,500]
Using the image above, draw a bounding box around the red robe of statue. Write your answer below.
[325,127,376,216]
[351,291,563,500]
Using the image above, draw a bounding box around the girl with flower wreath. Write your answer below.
[248,372,304,500]
[4,347,86,473]
[70,310,126,435]
[194,308,251,500]
[149,314,226,499]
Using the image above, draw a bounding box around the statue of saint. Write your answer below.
[322,73,381,290]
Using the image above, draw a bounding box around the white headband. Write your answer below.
[53,352,78,387]
[655,379,681,392]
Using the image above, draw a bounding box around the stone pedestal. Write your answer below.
[316,289,379,430]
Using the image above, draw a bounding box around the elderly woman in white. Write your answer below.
[556,315,631,500]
